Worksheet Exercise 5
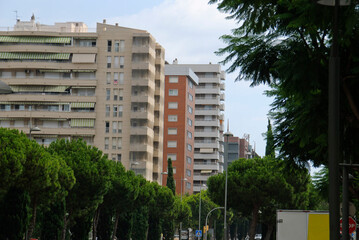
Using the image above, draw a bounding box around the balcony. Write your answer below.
[220,83,225,90]
[0,61,97,70]
[193,163,219,171]
[132,61,155,73]
[129,143,154,153]
[198,77,220,84]
[1,94,96,103]
[194,141,219,149]
[9,126,95,136]
[130,126,154,139]
[131,78,155,91]
[0,110,95,119]
[195,120,219,127]
[0,44,98,54]
[194,131,219,138]
[220,103,225,111]
[220,93,225,101]
[193,184,208,193]
[1,78,97,87]
[195,109,220,116]
[195,87,220,94]
[196,98,220,105]
[131,94,154,104]
[193,174,212,182]
[194,152,219,159]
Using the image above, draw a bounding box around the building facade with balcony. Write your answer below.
[0,17,165,183]
[177,64,225,193]
[162,64,198,195]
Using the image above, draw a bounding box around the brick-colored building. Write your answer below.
[162,64,198,195]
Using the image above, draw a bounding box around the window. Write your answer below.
[169,76,178,83]
[168,115,178,122]
[113,105,118,117]
[114,40,119,52]
[169,89,178,96]
[188,93,193,101]
[186,169,192,177]
[187,144,192,152]
[188,79,193,89]
[112,121,117,133]
[186,182,191,189]
[114,72,118,85]
[119,89,123,101]
[120,56,124,68]
[106,89,110,100]
[168,141,177,148]
[118,138,122,149]
[112,137,116,150]
[104,137,109,149]
[186,156,192,164]
[167,154,177,161]
[107,40,112,52]
[119,73,124,84]
[168,102,178,109]
[118,121,122,133]
[105,105,110,117]
[117,154,122,162]
[187,118,192,126]
[168,128,177,135]
[106,72,111,84]
[118,105,123,117]
[113,89,118,101]
[107,56,111,68]
[114,56,119,68]
[120,40,125,52]
[187,131,192,139]
[105,121,109,133]
[188,105,193,114]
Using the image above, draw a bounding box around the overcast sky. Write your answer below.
[0,0,273,156]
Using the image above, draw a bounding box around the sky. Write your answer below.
[0,0,273,156]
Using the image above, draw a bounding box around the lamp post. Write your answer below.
[179,177,188,240]
[29,126,41,139]
[198,183,206,240]
[204,207,224,240]
[223,128,233,240]
[317,1,350,239]
[130,161,139,173]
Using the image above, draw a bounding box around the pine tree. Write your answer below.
[166,158,176,195]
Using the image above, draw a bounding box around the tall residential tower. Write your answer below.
[0,17,165,183]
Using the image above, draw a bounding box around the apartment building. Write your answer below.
[162,64,198,195]
[172,64,225,193]
[0,17,165,183]
[239,134,259,159]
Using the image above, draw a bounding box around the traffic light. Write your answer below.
[203,225,209,233]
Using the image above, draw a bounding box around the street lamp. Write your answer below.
[223,127,233,240]
[179,177,188,240]
[130,162,139,173]
[204,207,224,240]
[29,126,41,139]
[198,183,206,240]
[317,1,350,239]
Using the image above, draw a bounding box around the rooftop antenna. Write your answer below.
[13,10,19,22]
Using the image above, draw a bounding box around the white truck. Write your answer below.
[276,210,329,240]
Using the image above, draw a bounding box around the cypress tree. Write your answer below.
[166,158,176,195]
[265,119,275,157]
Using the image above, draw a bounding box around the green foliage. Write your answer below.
[40,200,65,240]
[166,158,176,195]
[47,139,112,238]
[209,0,359,168]
[265,119,275,157]
[207,157,312,239]
[0,128,27,195]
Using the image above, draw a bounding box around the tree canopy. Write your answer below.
[209,0,359,167]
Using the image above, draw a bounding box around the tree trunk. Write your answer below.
[248,205,260,240]
[93,206,101,240]
[264,223,274,240]
[112,210,120,240]
[61,212,70,240]
[26,198,37,240]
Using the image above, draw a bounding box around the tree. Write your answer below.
[207,157,293,240]
[47,139,112,240]
[0,128,27,196]
[265,119,275,157]
[208,0,359,168]
[166,158,176,195]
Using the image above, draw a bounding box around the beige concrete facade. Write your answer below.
[0,18,165,183]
